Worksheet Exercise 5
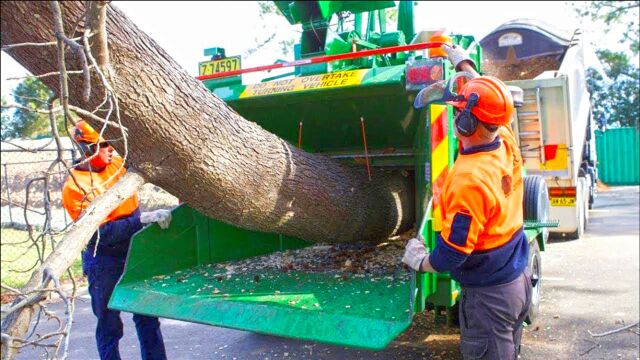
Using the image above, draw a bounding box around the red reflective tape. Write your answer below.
[549,187,576,197]
[196,42,445,81]
[431,111,448,151]
[432,168,449,207]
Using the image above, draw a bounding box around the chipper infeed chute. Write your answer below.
[109,205,414,349]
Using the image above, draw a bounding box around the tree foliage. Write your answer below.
[246,2,296,57]
[1,96,11,140]
[574,1,639,54]
[3,77,65,139]
[587,50,640,129]
[573,0,640,129]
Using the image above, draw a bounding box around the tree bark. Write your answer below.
[0,1,415,244]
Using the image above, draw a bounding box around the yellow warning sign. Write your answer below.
[239,69,368,98]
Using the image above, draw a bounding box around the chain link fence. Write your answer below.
[1,138,76,288]
[1,139,76,231]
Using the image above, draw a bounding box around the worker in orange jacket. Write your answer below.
[403,44,532,359]
[62,121,171,360]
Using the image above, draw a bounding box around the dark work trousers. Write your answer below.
[84,252,167,360]
[458,270,532,360]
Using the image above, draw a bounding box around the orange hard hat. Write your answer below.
[446,76,515,126]
[428,34,452,58]
[73,120,104,144]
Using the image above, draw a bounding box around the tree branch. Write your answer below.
[0,37,84,51]
[1,171,145,358]
[85,1,110,71]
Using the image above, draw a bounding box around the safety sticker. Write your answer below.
[239,69,368,98]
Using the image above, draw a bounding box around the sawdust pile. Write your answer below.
[482,55,562,81]
[215,240,410,277]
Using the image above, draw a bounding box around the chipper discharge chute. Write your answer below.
[109,1,550,350]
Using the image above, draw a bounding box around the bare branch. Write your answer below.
[1,2,132,358]
[2,171,145,356]
[69,105,127,131]
[0,37,83,51]
[85,1,110,70]
[0,137,56,152]
[589,322,640,337]
[1,103,59,115]
[0,103,127,130]
[6,68,92,81]
[0,286,20,295]
[50,1,72,130]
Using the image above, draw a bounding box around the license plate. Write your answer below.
[550,197,576,207]
[199,57,241,76]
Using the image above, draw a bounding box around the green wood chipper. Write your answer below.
[109,1,550,350]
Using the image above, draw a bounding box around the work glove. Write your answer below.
[402,237,429,272]
[140,209,172,229]
[442,43,477,72]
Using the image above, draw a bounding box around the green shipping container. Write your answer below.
[595,128,640,185]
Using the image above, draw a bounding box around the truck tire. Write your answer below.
[525,240,541,325]
[566,178,585,240]
[581,175,590,225]
[523,175,550,244]
[587,167,597,209]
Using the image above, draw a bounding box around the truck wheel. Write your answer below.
[587,168,597,209]
[523,175,550,245]
[566,178,585,240]
[525,240,541,325]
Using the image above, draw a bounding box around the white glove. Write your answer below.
[402,237,429,272]
[140,209,172,229]
[442,44,477,72]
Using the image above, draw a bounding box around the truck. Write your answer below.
[480,19,598,239]
[108,2,552,350]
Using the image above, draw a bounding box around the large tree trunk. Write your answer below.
[0,1,415,243]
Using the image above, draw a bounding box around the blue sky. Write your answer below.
[0,1,627,99]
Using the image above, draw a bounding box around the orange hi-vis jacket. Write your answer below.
[428,127,529,287]
[62,155,142,258]
[62,156,139,223]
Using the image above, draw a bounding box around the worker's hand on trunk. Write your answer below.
[141,209,172,229]
[442,44,477,72]
[402,237,429,272]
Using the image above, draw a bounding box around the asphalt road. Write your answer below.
[13,186,639,360]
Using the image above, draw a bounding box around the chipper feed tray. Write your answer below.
[109,205,415,350]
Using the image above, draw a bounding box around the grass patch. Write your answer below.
[1,228,83,289]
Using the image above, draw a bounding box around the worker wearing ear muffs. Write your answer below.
[404,41,531,360]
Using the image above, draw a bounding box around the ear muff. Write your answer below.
[454,93,480,137]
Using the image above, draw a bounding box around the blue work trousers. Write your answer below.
[84,253,167,360]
